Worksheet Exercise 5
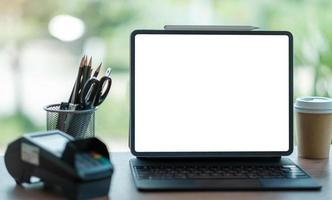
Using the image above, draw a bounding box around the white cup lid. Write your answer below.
[294,96,332,114]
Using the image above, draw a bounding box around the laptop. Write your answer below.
[129,29,321,190]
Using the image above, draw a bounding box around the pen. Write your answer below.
[163,25,259,31]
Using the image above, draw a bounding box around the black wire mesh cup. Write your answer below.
[44,104,96,139]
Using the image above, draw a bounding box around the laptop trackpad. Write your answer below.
[192,179,261,189]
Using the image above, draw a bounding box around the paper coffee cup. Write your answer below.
[294,97,332,159]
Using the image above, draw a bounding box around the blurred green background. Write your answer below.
[1,0,332,151]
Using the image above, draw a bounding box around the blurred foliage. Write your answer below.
[1,0,332,148]
[0,113,42,147]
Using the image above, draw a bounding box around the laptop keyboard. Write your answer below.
[134,164,309,180]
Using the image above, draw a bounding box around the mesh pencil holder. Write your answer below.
[44,104,96,139]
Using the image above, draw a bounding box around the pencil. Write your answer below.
[69,56,85,103]
[81,56,89,92]
[73,56,85,104]
[93,63,102,77]
[88,56,92,78]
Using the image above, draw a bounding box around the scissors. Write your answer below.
[80,68,112,109]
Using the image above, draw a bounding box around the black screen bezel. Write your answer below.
[130,29,293,158]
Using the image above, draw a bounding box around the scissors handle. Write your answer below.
[93,76,112,107]
[80,78,99,109]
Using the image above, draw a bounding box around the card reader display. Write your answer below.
[4,130,114,199]
[30,132,71,157]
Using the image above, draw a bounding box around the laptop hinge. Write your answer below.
[137,156,282,162]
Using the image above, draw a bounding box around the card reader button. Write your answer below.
[76,152,110,170]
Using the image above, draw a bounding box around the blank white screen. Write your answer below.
[134,34,289,152]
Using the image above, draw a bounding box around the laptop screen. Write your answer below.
[132,31,291,154]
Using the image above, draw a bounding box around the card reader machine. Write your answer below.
[5,130,113,199]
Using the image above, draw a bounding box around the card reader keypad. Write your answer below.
[76,152,110,169]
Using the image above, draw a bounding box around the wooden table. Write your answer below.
[0,148,331,200]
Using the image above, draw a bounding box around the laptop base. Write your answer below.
[130,158,321,191]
